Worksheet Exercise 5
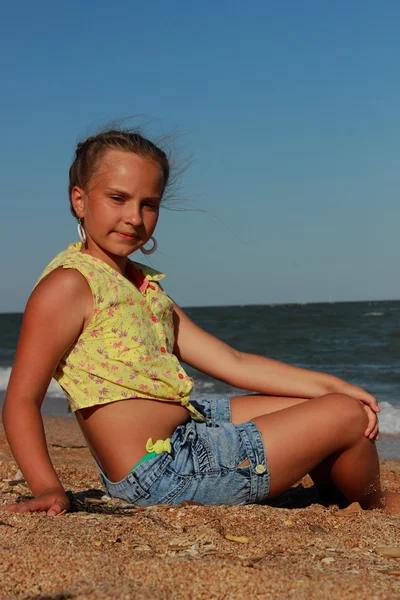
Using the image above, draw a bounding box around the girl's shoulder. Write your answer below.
[34,244,106,310]
[37,243,97,285]
[26,265,92,329]
[36,265,91,294]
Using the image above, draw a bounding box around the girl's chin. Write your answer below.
[98,244,140,258]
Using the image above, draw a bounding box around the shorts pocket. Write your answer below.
[172,424,219,474]
[136,468,191,506]
[100,472,150,504]
[192,435,219,473]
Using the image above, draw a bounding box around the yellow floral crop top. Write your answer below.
[37,243,206,421]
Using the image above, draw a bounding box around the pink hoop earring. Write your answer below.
[77,219,86,244]
[140,236,157,255]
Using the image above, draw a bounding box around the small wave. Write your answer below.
[0,367,65,397]
[194,380,215,391]
[378,401,400,434]
[363,312,384,317]
[0,367,11,390]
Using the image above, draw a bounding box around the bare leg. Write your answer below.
[231,393,399,512]
[230,394,309,423]
[231,394,343,501]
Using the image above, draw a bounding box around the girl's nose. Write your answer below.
[126,205,143,226]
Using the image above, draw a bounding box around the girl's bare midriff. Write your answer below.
[75,398,189,481]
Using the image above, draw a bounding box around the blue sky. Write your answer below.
[1,0,400,311]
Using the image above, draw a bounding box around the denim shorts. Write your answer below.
[96,397,270,506]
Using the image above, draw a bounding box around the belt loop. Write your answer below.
[182,421,196,444]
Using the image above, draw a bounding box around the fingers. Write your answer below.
[359,390,380,413]
[362,405,379,440]
[344,383,380,414]
[47,501,69,517]
[366,420,379,440]
[1,503,19,513]
[2,496,69,516]
[2,498,46,513]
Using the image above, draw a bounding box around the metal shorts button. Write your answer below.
[255,464,266,475]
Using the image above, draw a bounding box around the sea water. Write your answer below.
[1,301,399,457]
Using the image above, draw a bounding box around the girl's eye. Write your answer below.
[144,202,159,211]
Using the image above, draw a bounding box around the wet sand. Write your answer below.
[0,416,399,600]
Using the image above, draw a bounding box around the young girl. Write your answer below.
[3,129,399,516]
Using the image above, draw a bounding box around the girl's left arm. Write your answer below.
[173,304,379,424]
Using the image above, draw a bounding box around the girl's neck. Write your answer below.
[80,242,129,276]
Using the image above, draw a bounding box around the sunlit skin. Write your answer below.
[71,150,164,274]
[2,148,400,517]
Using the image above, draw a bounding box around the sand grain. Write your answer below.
[1,416,399,599]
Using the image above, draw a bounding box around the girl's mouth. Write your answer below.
[116,232,139,241]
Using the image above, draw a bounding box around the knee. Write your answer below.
[322,393,368,434]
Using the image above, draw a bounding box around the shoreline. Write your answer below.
[1,416,400,599]
[1,389,400,461]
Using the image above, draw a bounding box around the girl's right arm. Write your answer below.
[2,268,92,515]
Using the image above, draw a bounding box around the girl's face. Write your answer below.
[71,149,163,269]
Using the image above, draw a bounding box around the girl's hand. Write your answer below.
[360,404,379,441]
[2,488,70,516]
[337,383,380,441]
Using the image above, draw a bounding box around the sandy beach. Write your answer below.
[0,416,399,600]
